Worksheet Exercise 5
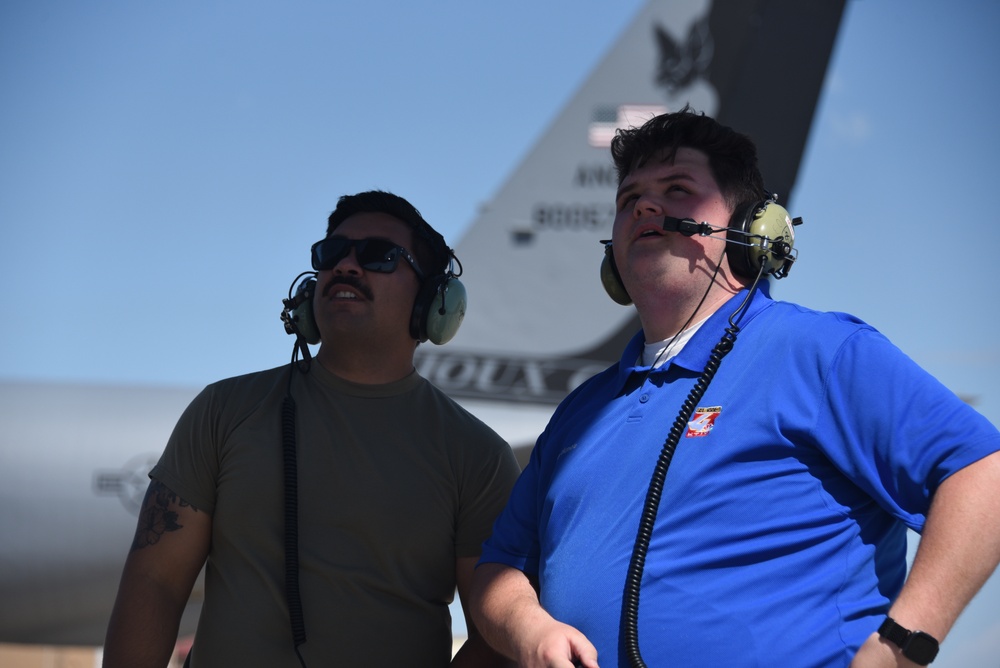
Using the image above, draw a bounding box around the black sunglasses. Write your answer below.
[310,236,424,278]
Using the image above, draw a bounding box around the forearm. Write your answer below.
[104,479,210,667]
[852,451,1000,667]
[470,562,548,659]
[470,562,599,667]
[103,568,189,667]
[890,451,1000,639]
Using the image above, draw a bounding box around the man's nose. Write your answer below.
[632,193,664,218]
[333,246,363,273]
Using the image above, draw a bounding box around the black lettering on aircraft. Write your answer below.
[531,203,615,231]
[573,164,618,188]
[416,350,609,404]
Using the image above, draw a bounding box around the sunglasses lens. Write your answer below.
[310,237,403,273]
[311,237,349,271]
[356,239,400,273]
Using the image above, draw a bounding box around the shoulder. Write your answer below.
[412,375,510,444]
[200,365,290,402]
[411,377,519,481]
[758,296,871,330]
[748,297,883,352]
[205,364,289,393]
[178,365,291,426]
[561,361,621,409]
[533,362,622,443]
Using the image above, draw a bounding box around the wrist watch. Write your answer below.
[878,616,940,665]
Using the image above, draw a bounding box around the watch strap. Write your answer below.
[878,616,940,665]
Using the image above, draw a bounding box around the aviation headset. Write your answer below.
[600,197,800,305]
[281,224,467,346]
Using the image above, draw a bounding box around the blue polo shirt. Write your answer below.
[481,286,1000,667]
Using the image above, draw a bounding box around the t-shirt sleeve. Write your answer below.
[150,383,222,516]
[454,425,521,559]
[478,425,550,575]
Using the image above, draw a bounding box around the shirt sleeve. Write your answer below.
[478,424,551,575]
[453,421,522,559]
[150,383,222,516]
[812,327,1000,532]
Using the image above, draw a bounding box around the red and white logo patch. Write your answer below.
[686,406,721,438]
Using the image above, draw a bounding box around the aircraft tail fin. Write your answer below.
[417,0,847,405]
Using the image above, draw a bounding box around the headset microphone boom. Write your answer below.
[600,197,802,306]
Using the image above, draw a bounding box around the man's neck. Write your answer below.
[636,283,740,343]
[315,340,417,385]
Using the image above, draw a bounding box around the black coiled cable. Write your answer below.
[619,327,738,667]
[620,270,763,668]
[282,356,309,667]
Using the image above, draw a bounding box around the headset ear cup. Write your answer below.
[426,277,467,345]
[727,200,795,279]
[411,275,467,345]
[749,201,795,275]
[292,278,321,344]
[726,202,756,279]
[600,245,632,305]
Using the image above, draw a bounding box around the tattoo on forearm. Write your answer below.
[130,480,200,552]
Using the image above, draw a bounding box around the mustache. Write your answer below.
[322,275,374,301]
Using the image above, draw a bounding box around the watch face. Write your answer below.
[904,631,940,664]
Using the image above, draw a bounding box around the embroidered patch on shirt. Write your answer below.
[686,406,722,437]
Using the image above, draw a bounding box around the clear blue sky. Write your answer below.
[2,0,999,662]
[2,0,998,427]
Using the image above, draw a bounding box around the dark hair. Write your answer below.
[326,190,449,276]
[610,106,768,212]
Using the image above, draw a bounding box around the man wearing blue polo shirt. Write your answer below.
[469,109,1000,668]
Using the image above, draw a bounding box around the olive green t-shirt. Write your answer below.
[152,362,519,667]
